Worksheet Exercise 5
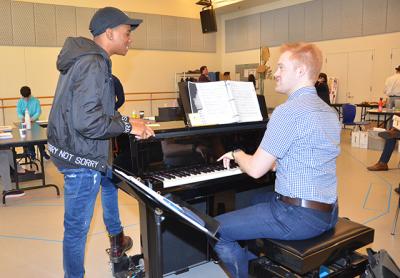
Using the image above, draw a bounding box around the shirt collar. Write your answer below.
[288,86,316,101]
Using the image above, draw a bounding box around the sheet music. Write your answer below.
[227,81,263,122]
[190,81,239,125]
[114,169,211,235]
[0,125,13,132]
[0,132,13,139]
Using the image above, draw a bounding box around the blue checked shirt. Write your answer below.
[260,86,341,204]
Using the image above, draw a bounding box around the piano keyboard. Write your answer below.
[148,163,243,188]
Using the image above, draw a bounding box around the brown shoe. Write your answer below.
[367,162,389,171]
[378,128,400,140]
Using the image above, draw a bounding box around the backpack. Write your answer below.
[363,248,400,278]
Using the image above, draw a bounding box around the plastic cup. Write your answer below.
[19,128,27,138]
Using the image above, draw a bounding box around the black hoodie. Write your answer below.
[47,37,131,172]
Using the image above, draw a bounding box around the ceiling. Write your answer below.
[212,0,280,14]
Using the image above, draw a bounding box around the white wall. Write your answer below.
[218,0,400,108]
[0,0,220,124]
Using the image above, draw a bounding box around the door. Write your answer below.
[347,50,374,104]
[326,52,348,103]
[327,50,374,104]
[391,48,400,69]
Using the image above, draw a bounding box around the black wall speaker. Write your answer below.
[200,8,217,33]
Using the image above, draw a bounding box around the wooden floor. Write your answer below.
[0,130,399,277]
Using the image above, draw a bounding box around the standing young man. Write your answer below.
[214,43,341,278]
[47,7,154,278]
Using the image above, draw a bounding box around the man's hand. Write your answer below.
[217,151,234,169]
[129,118,155,139]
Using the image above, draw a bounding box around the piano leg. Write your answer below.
[139,202,164,278]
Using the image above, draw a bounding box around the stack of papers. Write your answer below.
[0,125,13,132]
[0,132,13,139]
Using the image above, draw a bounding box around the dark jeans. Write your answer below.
[379,138,397,163]
[213,191,338,278]
[25,144,46,158]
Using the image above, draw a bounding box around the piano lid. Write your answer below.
[149,120,268,140]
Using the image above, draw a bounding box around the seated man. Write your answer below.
[16,86,50,160]
[0,149,34,198]
[367,128,400,171]
[214,43,341,278]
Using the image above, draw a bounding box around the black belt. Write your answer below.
[277,194,335,213]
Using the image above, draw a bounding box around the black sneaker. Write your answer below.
[43,151,50,160]
[3,190,26,198]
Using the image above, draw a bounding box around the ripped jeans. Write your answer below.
[60,167,122,278]
[213,191,338,278]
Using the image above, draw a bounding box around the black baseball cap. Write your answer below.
[89,7,142,37]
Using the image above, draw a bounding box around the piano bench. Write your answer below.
[248,217,374,277]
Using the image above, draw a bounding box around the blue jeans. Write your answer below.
[61,167,122,278]
[213,191,338,278]
[379,138,397,163]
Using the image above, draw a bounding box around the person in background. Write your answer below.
[0,149,34,198]
[16,86,50,160]
[198,65,210,82]
[248,73,256,89]
[47,7,154,278]
[17,86,41,122]
[384,65,400,109]
[223,71,231,80]
[213,43,340,278]
[113,75,125,110]
[315,72,330,105]
[367,129,400,171]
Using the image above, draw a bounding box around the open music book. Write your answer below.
[114,169,220,240]
[187,81,262,126]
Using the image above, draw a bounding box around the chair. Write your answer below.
[16,146,39,171]
[248,217,374,277]
[391,183,400,235]
[342,103,369,130]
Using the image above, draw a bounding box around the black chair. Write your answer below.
[16,146,39,171]
[248,217,374,277]
[391,184,400,235]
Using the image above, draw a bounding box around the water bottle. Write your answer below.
[25,108,31,129]
[378,98,383,112]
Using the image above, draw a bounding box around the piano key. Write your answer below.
[148,164,243,188]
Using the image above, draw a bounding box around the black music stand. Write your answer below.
[113,167,220,278]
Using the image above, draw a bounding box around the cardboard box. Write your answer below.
[351,131,360,147]
[367,131,386,151]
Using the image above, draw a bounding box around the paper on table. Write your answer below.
[0,132,13,139]
[0,125,13,132]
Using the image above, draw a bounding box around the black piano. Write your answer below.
[113,120,275,277]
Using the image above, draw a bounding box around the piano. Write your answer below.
[113,120,275,277]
